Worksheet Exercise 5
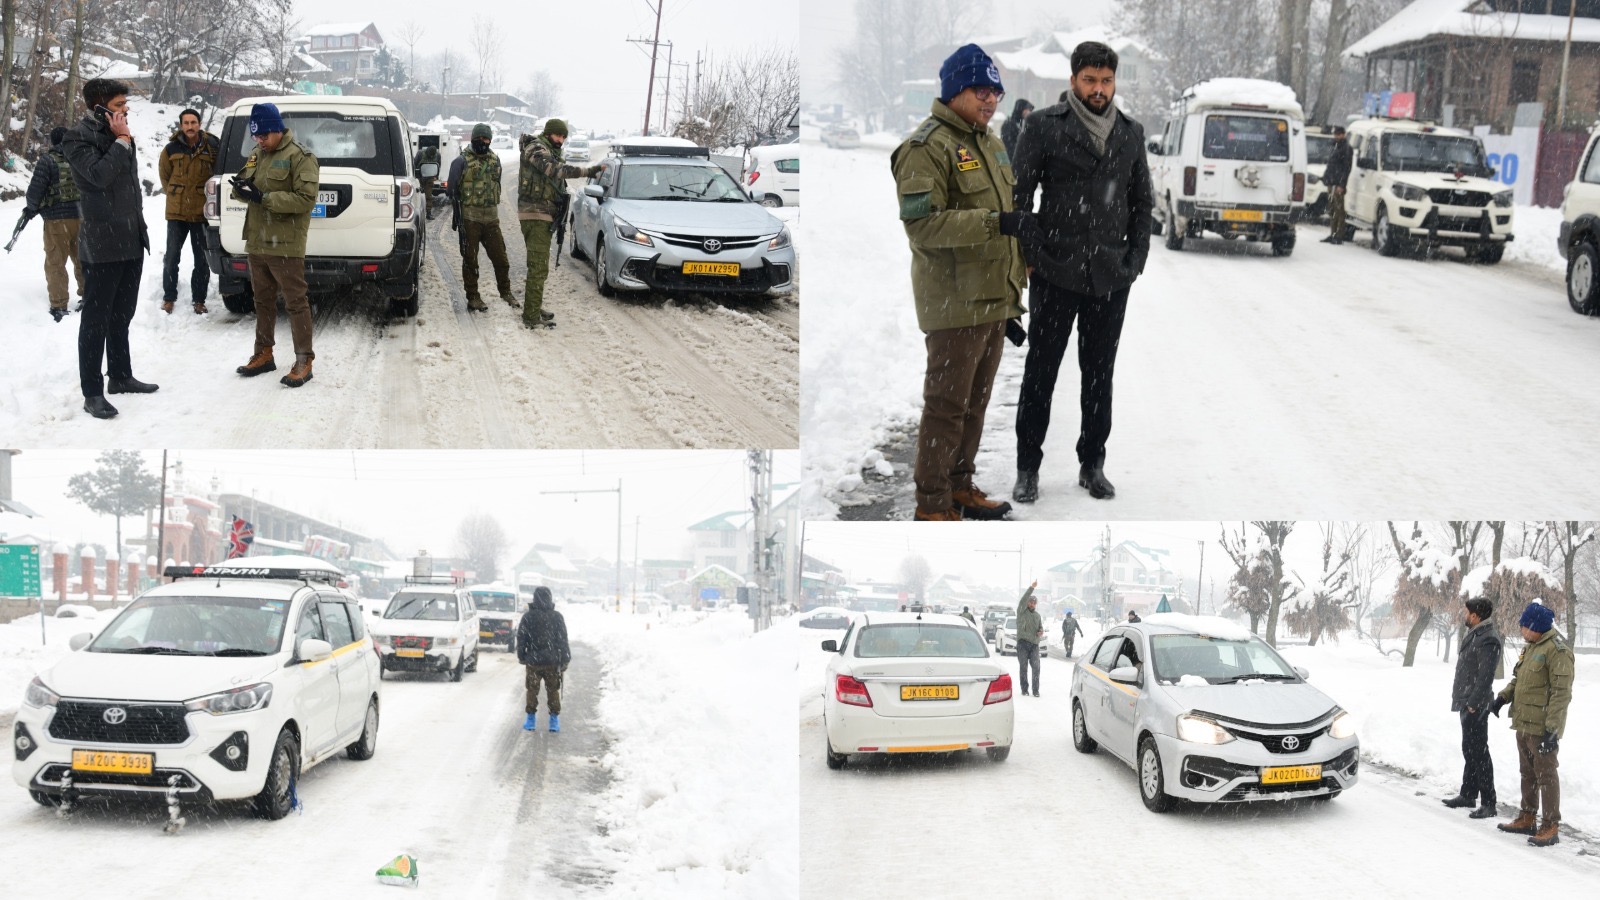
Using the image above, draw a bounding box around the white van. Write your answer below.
[204,95,426,316]
[410,130,462,206]
[1560,123,1600,313]
[745,144,800,207]
[1148,78,1308,256]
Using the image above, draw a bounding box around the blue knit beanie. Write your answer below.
[1519,601,1555,633]
[249,102,286,135]
[939,44,1003,104]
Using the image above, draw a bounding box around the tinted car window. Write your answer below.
[385,591,460,620]
[1583,139,1600,184]
[854,623,988,658]
[221,111,400,176]
[1090,634,1123,670]
[294,600,324,648]
[1306,134,1334,165]
[1382,133,1488,175]
[775,158,799,174]
[1203,115,1290,162]
[343,601,366,639]
[321,599,356,646]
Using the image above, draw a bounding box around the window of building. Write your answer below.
[334,60,349,72]
[1509,59,1541,105]
[1121,62,1138,83]
[343,35,356,48]
[720,532,736,548]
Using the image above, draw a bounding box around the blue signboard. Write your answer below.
[699,587,721,600]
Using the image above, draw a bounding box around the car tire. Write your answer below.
[1374,205,1402,258]
[761,194,782,208]
[252,728,299,820]
[1570,241,1600,315]
[824,729,847,770]
[986,746,1011,763]
[1271,234,1295,257]
[450,652,465,682]
[570,223,587,262]
[345,697,379,761]
[29,790,60,808]
[594,236,616,298]
[1164,200,1184,251]
[467,648,479,672]
[1072,700,1098,754]
[222,291,253,315]
[1138,736,1175,813]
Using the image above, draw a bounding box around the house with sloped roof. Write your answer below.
[304,22,384,82]
[1045,540,1180,618]
[686,481,802,603]
[992,28,1160,123]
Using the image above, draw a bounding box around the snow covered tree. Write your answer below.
[124,0,264,103]
[1544,522,1595,637]
[1221,525,1271,635]
[1285,523,1360,646]
[456,512,508,584]
[684,44,798,147]
[1387,522,1469,667]
[65,450,162,560]
[898,554,932,605]
[520,69,561,118]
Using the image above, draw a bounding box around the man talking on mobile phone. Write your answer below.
[60,78,156,420]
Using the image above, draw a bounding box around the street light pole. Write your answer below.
[540,482,624,613]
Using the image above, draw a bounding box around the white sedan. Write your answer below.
[820,611,1014,768]
[994,615,1049,658]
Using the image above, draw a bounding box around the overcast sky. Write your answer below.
[303,0,795,134]
[2,450,798,567]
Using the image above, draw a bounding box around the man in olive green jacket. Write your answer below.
[891,44,1027,522]
[1015,581,1044,697]
[517,119,602,330]
[229,103,319,387]
[1491,601,1574,847]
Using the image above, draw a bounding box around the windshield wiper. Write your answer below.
[1217,672,1298,683]
[205,648,270,657]
[712,196,747,202]
[107,646,199,655]
[387,597,426,619]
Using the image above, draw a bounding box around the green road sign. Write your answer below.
[0,544,43,598]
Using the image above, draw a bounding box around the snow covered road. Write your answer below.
[802,140,1600,519]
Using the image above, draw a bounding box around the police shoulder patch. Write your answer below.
[908,118,940,146]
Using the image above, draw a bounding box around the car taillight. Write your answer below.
[1292,172,1305,202]
[1183,166,1197,197]
[203,176,220,221]
[984,673,1013,705]
[835,674,873,707]
[748,170,760,186]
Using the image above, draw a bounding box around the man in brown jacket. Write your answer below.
[158,109,220,314]
[1492,601,1575,847]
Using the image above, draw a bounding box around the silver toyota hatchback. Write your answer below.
[1069,614,1359,812]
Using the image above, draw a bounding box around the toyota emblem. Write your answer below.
[102,707,128,725]
[1280,735,1300,751]
[702,239,723,254]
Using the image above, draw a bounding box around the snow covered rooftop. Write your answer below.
[304,22,374,37]
[1044,27,1158,60]
[1345,0,1600,58]
[1182,78,1304,118]
[994,45,1074,82]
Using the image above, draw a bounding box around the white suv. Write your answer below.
[1342,117,1513,262]
[204,95,426,316]
[12,557,381,824]
[370,576,480,680]
[1559,124,1600,314]
[994,616,1049,658]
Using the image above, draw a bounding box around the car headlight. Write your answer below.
[1177,713,1234,744]
[1391,182,1427,202]
[24,676,59,709]
[185,682,273,716]
[613,216,654,247]
[371,634,390,647]
[1328,710,1357,740]
[1492,190,1513,208]
[767,225,792,250]
[435,636,460,647]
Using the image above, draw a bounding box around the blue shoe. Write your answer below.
[548,714,560,733]
[522,713,537,731]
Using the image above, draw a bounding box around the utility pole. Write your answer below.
[637,0,664,134]
[632,515,640,610]
[1099,525,1113,626]
[661,41,675,133]
[157,451,169,572]
[669,58,690,133]
[541,481,624,613]
[748,450,773,632]
[1557,0,1577,128]
[1196,540,1206,616]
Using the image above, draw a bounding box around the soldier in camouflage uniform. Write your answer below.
[449,124,516,313]
[23,126,84,322]
[891,44,1027,522]
[415,139,442,218]
[1492,601,1575,847]
[517,118,602,330]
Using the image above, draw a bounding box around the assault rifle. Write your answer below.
[553,194,571,268]
[5,208,36,253]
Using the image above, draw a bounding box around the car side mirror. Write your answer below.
[1488,167,1497,180]
[1294,666,1310,681]
[583,184,604,199]
[1109,665,1139,685]
[1356,156,1374,170]
[299,638,333,662]
[418,163,439,178]
[821,639,838,652]
[69,632,94,651]
[1147,139,1162,155]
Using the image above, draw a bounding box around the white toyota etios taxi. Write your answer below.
[820,611,1014,768]
[1070,614,1359,812]
[12,558,381,824]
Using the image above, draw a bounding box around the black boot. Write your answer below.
[1469,803,1497,819]
[1078,464,1116,499]
[1441,795,1475,809]
[50,308,67,322]
[1013,469,1039,504]
[107,377,160,394]
[83,396,119,419]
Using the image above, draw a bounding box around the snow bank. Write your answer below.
[1182,78,1303,118]
[1505,204,1566,273]
[0,607,116,719]
[569,606,797,899]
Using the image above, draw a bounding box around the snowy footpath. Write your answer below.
[0,605,796,898]
[798,624,1600,898]
[801,138,1600,520]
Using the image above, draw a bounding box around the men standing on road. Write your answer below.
[1009,41,1154,505]
[1444,597,1503,818]
[1126,610,1142,624]
[415,138,441,219]
[517,119,602,330]
[158,108,220,314]
[1320,126,1352,245]
[890,43,1027,522]
[230,102,320,388]
[24,126,84,322]
[61,78,156,420]
[450,123,515,313]
[1061,608,1084,656]
[959,606,976,625]
[1001,98,1033,160]
[1493,601,1574,847]
[1015,581,1044,697]
[516,586,572,733]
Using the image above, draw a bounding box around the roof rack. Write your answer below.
[611,143,711,159]
[404,574,463,585]
[164,564,343,584]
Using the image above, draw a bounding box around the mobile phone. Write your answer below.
[94,104,114,117]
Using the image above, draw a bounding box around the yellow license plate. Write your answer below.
[683,261,740,276]
[1221,209,1265,222]
[72,750,153,774]
[900,684,959,701]
[479,631,493,638]
[396,648,425,658]
[1260,764,1322,784]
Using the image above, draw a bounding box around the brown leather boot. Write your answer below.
[236,349,276,376]
[161,300,175,314]
[1497,811,1538,835]
[1528,820,1560,847]
[280,356,313,388]
[952,486,1013,521]
[913,506,962,522]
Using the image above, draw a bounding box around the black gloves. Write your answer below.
[997,211,1026,237]
[230,176,264,204]
[1538,731,1559,754]
[21,207,37,221]
[1490,695,1508,717]
[1005,318,1027,347]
